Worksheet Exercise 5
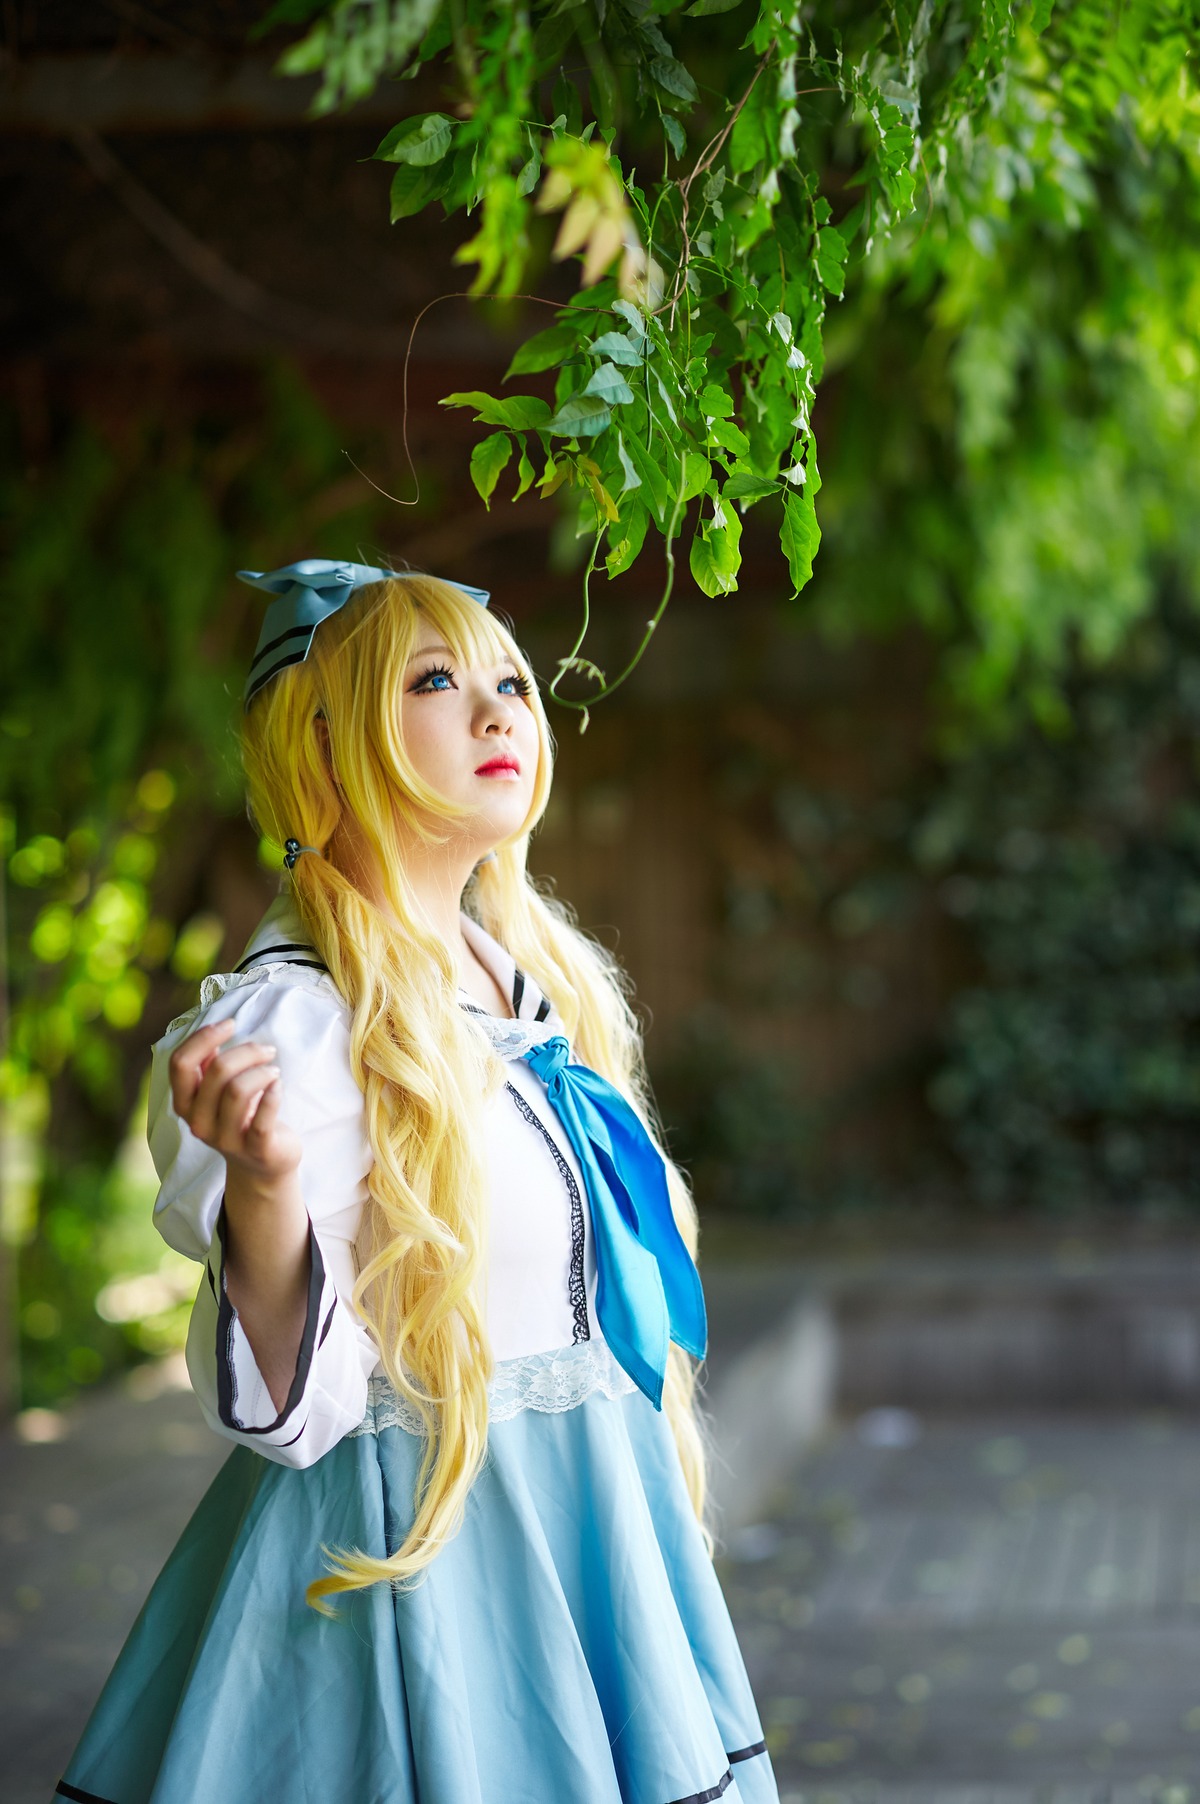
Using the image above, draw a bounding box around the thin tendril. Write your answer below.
[346,288,612,507]
[548,450,688,724]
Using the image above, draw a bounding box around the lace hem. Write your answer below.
[346,1338,637,1439]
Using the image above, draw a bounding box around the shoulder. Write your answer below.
[152,893,349,1077]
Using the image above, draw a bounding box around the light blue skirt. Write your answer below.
[56,1382,778,1804]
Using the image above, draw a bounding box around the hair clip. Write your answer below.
[284,838,322,870]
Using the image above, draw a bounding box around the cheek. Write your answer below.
[398,702,456,781]
[517,711,542,781]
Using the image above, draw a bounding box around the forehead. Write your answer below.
[407,639,519,665]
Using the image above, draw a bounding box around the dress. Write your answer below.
[55,892,779,1804]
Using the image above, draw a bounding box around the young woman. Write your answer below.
[56,561,778,1804]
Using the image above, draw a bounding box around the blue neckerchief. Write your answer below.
[520,1036,707,1409]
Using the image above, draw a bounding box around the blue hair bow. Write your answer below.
[238,559,491,709]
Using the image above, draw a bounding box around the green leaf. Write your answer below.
[653,373,679,429]
[682,451,711,503]
[689,508,743,596]
[583,363,636,407]
[441,391,552,430]
[730,100,772,173]
[723,471,779,502]
[650,56,699,106]
[616,434,642,495]
[607,503,649,577]
[504,322,579,380]
[699,385,734,419]
[612,300,646,337]
[622,433,671,525]
[470,432,512,508]
[513,444,536,500]
[389,162,449,220]
[686,0,745,12]
[548,395,613,437]
[708,416,750,457]
[516,145,542,198]
[661,113,686,158]
[815,224,848,297]
[781,487,821,596]
[588,331,643,366]
[374,113,454,167]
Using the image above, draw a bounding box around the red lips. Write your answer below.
[475,755,521,775]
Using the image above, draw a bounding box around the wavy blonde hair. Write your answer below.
[238,573,710,1613]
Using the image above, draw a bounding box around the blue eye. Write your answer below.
[500,673,532,697]
[412,663,454,693]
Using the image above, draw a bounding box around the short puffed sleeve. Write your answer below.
[147,965,380,1468]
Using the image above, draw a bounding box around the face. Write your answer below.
[397,634,540,853]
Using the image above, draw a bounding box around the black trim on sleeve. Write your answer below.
[534,994,552,1022]
[318,1296,337,1349]
[511,965,526,1017]
[213,1198,327,1436]
[55,1782,118,1804]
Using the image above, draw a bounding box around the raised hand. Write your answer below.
[168,1016,302,1185]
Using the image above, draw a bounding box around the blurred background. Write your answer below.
[3,2,1200,1799]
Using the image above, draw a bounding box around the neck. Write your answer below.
[325,813,482,985]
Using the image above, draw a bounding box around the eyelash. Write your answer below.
[410,662,531,699]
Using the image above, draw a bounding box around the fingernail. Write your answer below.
[260,1044,278,1057]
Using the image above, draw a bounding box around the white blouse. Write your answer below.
[148,890,634,1469]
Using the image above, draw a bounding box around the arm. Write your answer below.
[149,977,380,1465]
[168,1017,313,1415]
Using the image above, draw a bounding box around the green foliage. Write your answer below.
[268,0,1200,721]
[2,368,391,1407]
[923,593,1200,1213]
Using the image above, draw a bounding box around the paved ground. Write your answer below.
[722,1410,1200,1800]
[4,1358,1200,1803]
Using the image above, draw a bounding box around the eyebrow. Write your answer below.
[407,643,520,668]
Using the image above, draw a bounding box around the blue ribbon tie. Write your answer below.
[521,1036,707,1409]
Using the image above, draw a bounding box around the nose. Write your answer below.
[475,686,516,735]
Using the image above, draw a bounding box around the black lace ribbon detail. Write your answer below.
[504,1081,589,1343]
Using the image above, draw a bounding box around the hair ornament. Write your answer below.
[239,558,491,709]
[283,838,322,870]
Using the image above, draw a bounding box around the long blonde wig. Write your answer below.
[238,573,710,1613]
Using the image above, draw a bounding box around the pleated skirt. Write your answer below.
[56,1382,778,1804]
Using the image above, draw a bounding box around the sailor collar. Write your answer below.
[232,891,561,1031]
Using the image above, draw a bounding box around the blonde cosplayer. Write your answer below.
[238,573,710,1613]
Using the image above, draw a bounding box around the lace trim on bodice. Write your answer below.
[459,1003,564,1063]
[346,1337,636,1440]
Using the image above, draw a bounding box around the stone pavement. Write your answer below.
[4,1354,1200,1803]
[720,1410,1200,1800]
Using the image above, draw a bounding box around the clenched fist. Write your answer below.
[168,1017,302,1185]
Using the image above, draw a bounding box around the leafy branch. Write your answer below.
[262,0,1200,717]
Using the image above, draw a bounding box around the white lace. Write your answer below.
[347,1338,637,1439]
[459,1007,565,1063]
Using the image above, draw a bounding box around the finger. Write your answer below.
[190,1041,280,1136]
[169,1017,236,1112]
[214,1064,281,1141]
[245,1076,282,1143]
